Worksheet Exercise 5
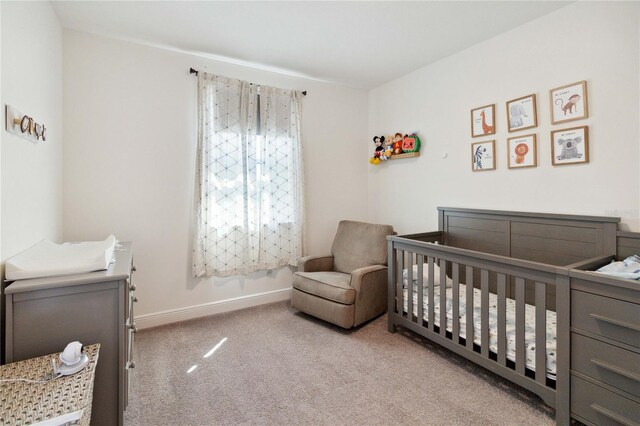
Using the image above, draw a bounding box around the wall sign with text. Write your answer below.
[5,105,47,143]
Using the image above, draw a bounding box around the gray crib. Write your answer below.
[386,207,640,425]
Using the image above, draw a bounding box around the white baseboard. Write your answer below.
[135,287,292,329]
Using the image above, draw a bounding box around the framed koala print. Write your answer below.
[551,126,589,166]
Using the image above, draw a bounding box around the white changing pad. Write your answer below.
[5,235,117,281]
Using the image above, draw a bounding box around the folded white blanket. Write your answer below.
[402,263,453,288]
[595,255,640,280]
[5,235,117,281]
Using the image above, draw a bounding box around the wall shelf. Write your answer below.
[389,152,420,160]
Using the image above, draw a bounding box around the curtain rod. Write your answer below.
[189,68,307,96]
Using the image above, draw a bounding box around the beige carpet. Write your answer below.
[124,301,555,425]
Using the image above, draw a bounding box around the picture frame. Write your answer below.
[470,104,496,138]
[549,80,588,125]
[506,94,537,132]
[551,126,589,166]
[507,134,537,169]
[471,140,496,171]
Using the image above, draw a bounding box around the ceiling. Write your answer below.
[52,1,570,89]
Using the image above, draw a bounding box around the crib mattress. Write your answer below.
[402,284,557,379]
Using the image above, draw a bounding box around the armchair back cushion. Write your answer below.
[331,220,394,274]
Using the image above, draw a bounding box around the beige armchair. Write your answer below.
[291,220,394,329]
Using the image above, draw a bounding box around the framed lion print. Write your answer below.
[507,134,537,169]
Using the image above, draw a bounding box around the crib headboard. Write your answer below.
[617,231,640,259]
[437,207,620,266]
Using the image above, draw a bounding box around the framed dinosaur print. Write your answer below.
[471,140,496,171]
[507,134,537,169]
[551,126,589,166]
[549,81,588,125]
[506,94,537,132]
[470,104,496,138]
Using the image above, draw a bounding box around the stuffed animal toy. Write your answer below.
[369,136,384,165]
[381,137,394,160]
[402,133,420,153]
[392,133,404,155]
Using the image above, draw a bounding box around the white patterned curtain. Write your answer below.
[193,72,306,278]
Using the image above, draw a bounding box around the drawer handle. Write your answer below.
[127,361,136,369]
[590,404,639,426]
[130,284,136,291]
[133,296,139,303]
[590,313,640,332]
[132,265,137,272]
[591,358,640,382]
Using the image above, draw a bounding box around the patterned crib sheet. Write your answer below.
[402,284,557,379]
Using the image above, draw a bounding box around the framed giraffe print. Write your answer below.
[471,104,496,138]
[549,80,588,125]
[471,140,496,171]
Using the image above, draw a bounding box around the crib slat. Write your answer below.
[439,259,447,337]
[535,281,546,384]
[497,273,507,366]
[428,257,435,331]
[452,263,460,343]
[481,269,489,357]
[466,266,474,350]
[515,277,526,375]
[396,250,403,316]
[407,251,413,321]
[417,255,424,326]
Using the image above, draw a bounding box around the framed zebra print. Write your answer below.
[471,140,496,172]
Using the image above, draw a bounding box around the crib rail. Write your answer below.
[387,235,570,422]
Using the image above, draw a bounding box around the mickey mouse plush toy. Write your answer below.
[369,136,385,165]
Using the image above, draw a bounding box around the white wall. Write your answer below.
[1,2,63,260]
[62,31,368,324]
[368,2,640,233]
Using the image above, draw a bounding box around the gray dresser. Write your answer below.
[570,272,640,425]
[4,242,137,426]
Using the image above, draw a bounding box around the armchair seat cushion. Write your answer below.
[293,271,354,305]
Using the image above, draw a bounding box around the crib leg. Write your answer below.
[388,317,397,333]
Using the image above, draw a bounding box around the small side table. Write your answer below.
[0,344,100,425]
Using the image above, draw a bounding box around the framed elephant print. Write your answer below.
[506,94,537,132]
[551,126,589,166]
[471,140,496,171]
[470,104,496,138]
[507,134,537,169]
[549,81,588,124]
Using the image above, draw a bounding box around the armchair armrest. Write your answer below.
[350,264,388,292]
[297,255,334,272]
[350,264,388,327]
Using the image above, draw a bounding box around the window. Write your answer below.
[193,74,305,278]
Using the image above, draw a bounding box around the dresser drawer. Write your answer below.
[572,333,640,398]
[572,375,640,426]
[572,290,640,349]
